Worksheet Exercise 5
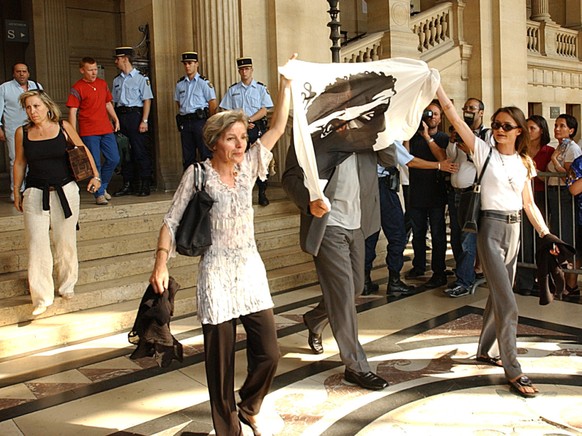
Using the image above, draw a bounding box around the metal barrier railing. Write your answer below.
[517,170,579,273]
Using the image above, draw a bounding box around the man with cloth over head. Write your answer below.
[175,51,217,169]
[111,46,154,197]
[220,57,273,205]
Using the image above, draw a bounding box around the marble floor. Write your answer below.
[0,261,580,436]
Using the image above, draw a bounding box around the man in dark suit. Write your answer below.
[282,144,392,391]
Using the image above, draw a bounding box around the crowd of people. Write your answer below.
[2,51,582,434]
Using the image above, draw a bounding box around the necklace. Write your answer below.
[497,148,518,192]
[84,80,97,91]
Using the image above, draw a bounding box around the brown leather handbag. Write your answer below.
[61,121,94,181]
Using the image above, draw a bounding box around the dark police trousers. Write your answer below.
[116,109,152,182]
[178,115,212,169]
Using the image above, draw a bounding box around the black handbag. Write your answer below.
[457,148,492,233]
[175,163,214,256]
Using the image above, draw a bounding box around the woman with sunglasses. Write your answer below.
[436,84,551,398]
[546,114,581,296]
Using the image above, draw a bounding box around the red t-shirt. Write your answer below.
[66,78,114,136]
[533,145,554,192]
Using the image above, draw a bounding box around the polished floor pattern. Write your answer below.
[0,270,580,436]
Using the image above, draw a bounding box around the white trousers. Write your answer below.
[23,181,80,307]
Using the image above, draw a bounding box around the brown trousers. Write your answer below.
[202,308,280,436]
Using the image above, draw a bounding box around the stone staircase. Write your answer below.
[0,187,328,363]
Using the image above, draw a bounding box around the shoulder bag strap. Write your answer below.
[193,162,207,192]
[59,120,77,147]
[474,147,493,184]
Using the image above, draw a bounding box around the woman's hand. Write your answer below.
[309,199,329,218]
[13,191,23,213]
[87,177,101,194]
[150,258,169,295]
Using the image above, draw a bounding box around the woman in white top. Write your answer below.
[150,56,294,436]
[436,84,551,398]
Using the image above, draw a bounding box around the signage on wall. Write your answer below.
[5,20,29,43]
[550,107,561,119]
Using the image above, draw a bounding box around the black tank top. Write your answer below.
[24,126,73,184]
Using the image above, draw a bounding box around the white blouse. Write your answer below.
[163,140,274,325]
[472,137,531,212]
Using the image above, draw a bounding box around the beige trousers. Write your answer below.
[23,181,80,307]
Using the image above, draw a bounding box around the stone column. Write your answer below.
[193,0,240,100]
[149,0,194,190]
[366,0,420,59]
[31,0,69,105]
[530,0,553,23]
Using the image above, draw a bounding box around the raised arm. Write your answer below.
[257,54,297,151]
[436,84,476,154]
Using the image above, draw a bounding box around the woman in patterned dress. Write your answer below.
[150,57,294,436]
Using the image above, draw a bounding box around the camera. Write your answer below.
[417,109,434,133]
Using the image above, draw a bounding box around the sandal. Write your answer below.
[508,375,539,398]
[238,409,263,436]
[476,355,503,367]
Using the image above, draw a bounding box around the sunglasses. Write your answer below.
[491,121,519,132]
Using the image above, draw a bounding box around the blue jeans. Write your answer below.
[365,177,407,274]
[409,205,447,275]
[82,133,120,197]
[448,189,477,287]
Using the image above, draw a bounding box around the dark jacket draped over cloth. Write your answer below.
[128,277,184,367]
[536,234,576,305]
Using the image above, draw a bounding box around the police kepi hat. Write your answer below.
[181,52,198,62]
[236,57,253,68]
[114,47,134,57]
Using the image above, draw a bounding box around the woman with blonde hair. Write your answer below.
[436,85,552,398]
[14,90,100,316]
[150,56,295,435]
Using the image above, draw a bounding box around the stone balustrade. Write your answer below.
[341,31,384,63]
[410,2,452,54]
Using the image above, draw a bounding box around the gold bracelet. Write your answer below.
[156,247,169,256]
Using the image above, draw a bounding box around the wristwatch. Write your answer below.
[142,119,148,124]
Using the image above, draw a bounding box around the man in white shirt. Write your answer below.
[0,63,43,200]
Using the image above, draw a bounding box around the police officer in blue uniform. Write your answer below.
[111,47,154,197]
[220,57,273,205]
[175,52,217,169]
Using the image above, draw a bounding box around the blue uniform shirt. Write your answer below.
[174,73,216,115]
[112,68,154,107]
[219,79,273,116]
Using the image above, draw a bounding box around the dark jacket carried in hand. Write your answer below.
[536,234,576,305]
[128,277,184,367]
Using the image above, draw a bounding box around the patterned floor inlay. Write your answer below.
[114,307,582,436]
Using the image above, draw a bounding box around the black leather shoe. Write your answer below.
[404,267,425,279]
[137,182,151,197]
[424,274,447,289]
[388,277,415,295]
[344,369,388,391]
[258,192,269,206]
[303,314,323,354]
[113,182,133,197]
[362,277,379,296]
